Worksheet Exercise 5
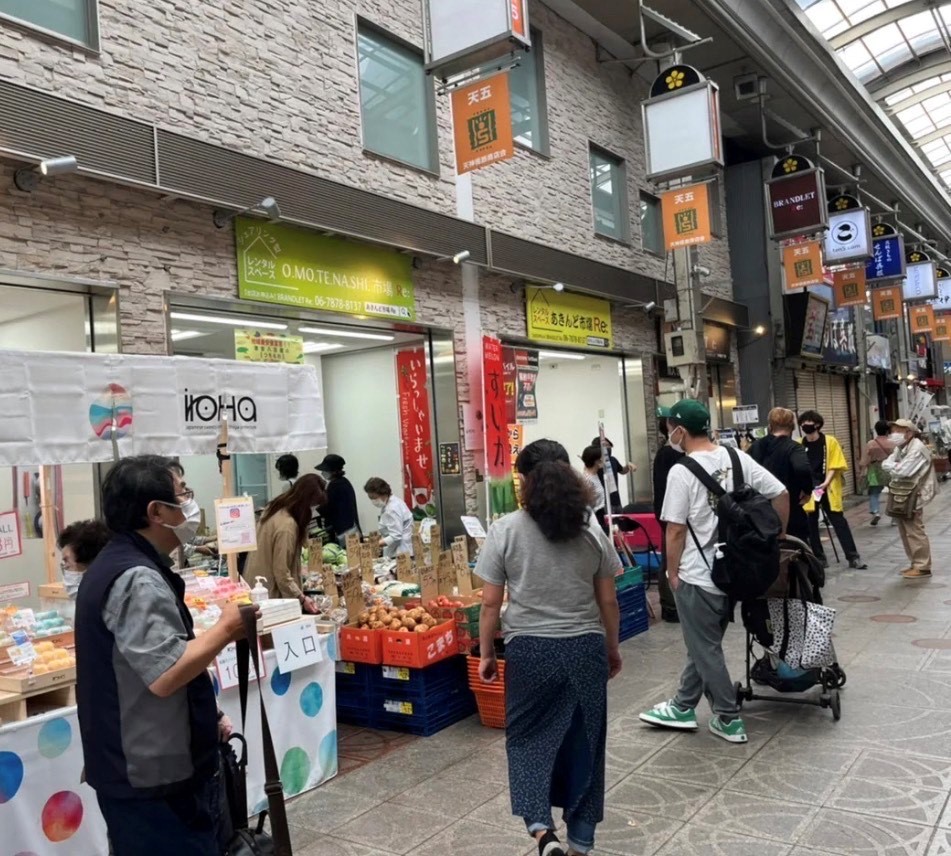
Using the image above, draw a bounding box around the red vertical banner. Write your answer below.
[396,349,436,519]
[502,346,518,425]
[482,336,507,479]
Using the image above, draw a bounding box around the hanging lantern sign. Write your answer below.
[643,64,723,182]
[932,266,951,310]
[903,249,938,302]
[765,155,827,240]
[865,222,906,283]
[824,194,872,265]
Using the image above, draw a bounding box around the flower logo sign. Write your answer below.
[665,69,685,90]
[649,64,702,98]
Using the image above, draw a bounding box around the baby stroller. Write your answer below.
[736,535,846,720]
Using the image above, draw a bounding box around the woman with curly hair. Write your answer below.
[476,439,622,856]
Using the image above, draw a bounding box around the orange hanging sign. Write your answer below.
[782,240,825,290]
[452,73,514,175]
[661,183,712,251]
[871,286,902,321]
[933,314,951,342]
[511,0,527,38]
[832,267,867,307]
[909,303,936,334]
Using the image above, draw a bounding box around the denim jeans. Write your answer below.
[868,485,884,515]
[97,775,221,856]
[528,819,597,854]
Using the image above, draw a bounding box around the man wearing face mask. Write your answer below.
[798,410,867,570]
[75,455,258,855]
[882,419,937,579]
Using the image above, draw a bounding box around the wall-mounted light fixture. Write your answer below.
[737,323,769,348]
[14,155,79,192]
[432,250,471,264]
[213,196,281,229]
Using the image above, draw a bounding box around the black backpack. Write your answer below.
[677,446,782,601]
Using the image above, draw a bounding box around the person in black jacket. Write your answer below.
[653,409,683,623]
[315,453,362,546]
[749,407,813,542]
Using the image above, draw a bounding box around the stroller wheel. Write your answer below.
[830,689,842,721]
[734,681,750,706]
[832,665,847,688]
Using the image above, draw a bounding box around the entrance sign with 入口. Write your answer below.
[660,183,712,251]
[214,496,257,554]
[872,286,903,321]
[903,261,938,302]
[782,240,825,290]
[525,287,612,349]
[452,73,514,175]
[215,639,266,691]
[766,168,827,239]
[272,620,324,674]
[0,510,23,560]
[236,218,416,321]
[832,268,867,308]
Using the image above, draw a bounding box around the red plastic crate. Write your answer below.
[339,623,383,665]
[473,688,506,728]
[381,619,457,669]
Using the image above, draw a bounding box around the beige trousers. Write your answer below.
[897,509,932,571]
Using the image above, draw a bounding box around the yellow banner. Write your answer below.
[525,287,612,349]
[234,329,304,364]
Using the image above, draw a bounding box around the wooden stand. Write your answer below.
[217,420,240,582]
[39,465,58,585]
[0,683,76,724]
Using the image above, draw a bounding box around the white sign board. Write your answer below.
[424,0,529,76]
[0,510,23,560]
[0,350,326,465]
[866,335,891,370]
[909,388,935,425]
[824,209,871,264]
[272,620,324,674]
[903,262,938,302]
[461,515,487,538]
[0,580,29,600]
[732,405,760,426]
[644,83,722,181]
[214,639,266,691]
[214,496,258,554]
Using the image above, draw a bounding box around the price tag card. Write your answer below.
[456,563,473,597]
[307,539,322,572]
[461,516,487,539]
[395,554,415,583]
[360,544,375,583]
[320,564,338,605]
[383,699,414,715]
[382,666,410,681]
[429,524,442,567]
[413,534,428,565]
[341,571,364,623]
[418,518,437,544]
[335,661,356,674]
[437,551,455,595]
[367,532,382,557]
[9,631,36,666]
[214,496,257,554]
[272,619,324,674]
[214,639,266,691]
[11,609,36,630]
[420,565,438,604]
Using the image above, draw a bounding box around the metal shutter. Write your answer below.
[794,370,855,499]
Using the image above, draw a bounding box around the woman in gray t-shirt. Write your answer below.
[477,439,622,856]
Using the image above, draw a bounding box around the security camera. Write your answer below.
[692,264,712,278]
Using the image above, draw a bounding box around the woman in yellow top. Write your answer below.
[798,410,866,570]
[244,474,327,613]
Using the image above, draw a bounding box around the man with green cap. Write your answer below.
[640,399,788,744]
[652,406,682,622]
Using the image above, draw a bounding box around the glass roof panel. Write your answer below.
[798,0,951,190]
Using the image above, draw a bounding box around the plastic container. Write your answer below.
[380,619,457,669]
[614,565,644,592]
[339,624,383,665]
[250,577,269,605]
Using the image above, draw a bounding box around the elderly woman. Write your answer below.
[883,419,938,580]
[477,439,622,856]
[363,477,414,558]
[57,519,111,602]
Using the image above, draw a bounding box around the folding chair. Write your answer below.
[615,513,664,588]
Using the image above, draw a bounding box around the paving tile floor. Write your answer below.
[289,485,951,855]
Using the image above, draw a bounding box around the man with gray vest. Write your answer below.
[76,455,257,855]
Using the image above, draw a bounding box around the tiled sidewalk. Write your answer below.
[290,486,951,856]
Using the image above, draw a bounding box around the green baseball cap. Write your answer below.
[656,406,671,418]
[668,399,711,434]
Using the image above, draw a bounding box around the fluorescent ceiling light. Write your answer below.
[297,326,394,341]
[303,342,344,353]
[170,312,287,331]
[538,350,586,360]
[170,329,205,342]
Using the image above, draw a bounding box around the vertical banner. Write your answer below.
[910,304,936,335]
[934,314,951,342]
[502,346,518,425]
[871,286,903,321]
[396,349,437,520]
[483,336,516,517]
[508,423,524,507]
[782,240,825,290]
[660,183,712,251]
[452,73,514,175]
[832,268,867,308]
[515,350,539,420]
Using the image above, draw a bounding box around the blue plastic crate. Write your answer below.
[335,700,375,728]
[619,621,649,642]
[336,661,374,692]
[369,656,467,700]
[632,550,661,571]
[373,691,476,736]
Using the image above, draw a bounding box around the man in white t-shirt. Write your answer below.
[640,399,788,744]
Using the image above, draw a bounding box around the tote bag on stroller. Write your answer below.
[767,596,836,670]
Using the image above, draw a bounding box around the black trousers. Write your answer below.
[806,493,859,561]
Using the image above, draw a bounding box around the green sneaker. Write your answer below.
[709,715,748,743]
[639,700,698,731]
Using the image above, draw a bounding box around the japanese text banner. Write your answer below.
[396,349,436,517]
[452,73,514,175]
[0,350,325,465]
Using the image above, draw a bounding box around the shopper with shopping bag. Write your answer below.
[883,419,938,580]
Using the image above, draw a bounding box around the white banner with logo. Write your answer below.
[0,350,326,465]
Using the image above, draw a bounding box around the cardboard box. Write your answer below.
[381,619,457,669]
[339,623,383,665]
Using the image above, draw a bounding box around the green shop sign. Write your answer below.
[235,217,416,320]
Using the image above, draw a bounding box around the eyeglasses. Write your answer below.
[175,488,195,502]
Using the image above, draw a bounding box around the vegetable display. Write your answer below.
[357,605,439,633]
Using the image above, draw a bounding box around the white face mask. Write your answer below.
[371,498,386,509]
[62,568,83,598]
[888,432,907,446]
[668,428,685,454]
[158,498,202,546]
